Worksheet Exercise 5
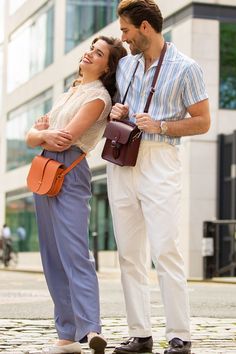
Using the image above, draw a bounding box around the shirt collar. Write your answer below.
[136,42,178,70]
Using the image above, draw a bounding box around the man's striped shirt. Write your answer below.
[116,42,208,145]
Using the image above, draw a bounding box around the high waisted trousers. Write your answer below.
[34,146,101,342]
[107,141,191,342]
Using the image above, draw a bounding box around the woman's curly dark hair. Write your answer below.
[73,36,127,99]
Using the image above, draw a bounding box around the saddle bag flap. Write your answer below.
[103,120,138,144]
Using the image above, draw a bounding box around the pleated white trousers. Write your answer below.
[107,141,191,342]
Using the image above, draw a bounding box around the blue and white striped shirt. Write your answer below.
[116,42,208,145]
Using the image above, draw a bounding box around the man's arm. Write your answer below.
[160,98,210,136]
[135,98,211,136]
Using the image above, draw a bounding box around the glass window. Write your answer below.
[90,173,116,251]
[163,30,172,42]
[6,89,53,171]
[220,23,236,110]
[65,0,119,53]
[9,0,27,15]
[0,45,3,111]
[6,188,39,252]
[7,3,54,92]
[64,72,77,91]
[0,0,5,43]
[0,1,4,112]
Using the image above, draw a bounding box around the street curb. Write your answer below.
[1,267,236,284]
[0,267,43,274]
[187,278,236,285]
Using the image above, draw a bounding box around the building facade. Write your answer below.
[0,0,236,277]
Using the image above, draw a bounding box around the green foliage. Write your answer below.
[220,23,236,109]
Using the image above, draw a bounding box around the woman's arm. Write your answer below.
[64,98,105,143]
[26,127,72,149]
[26,114,73,151]
[26,98,105,151]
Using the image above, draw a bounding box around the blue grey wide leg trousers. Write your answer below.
[34,147,101,342]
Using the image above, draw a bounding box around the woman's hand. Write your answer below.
[40,143,71,152]
[34,115,50,130]
[42,129,73,151]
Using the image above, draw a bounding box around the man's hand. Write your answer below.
[136,113,160,133]
[110,103,129,120]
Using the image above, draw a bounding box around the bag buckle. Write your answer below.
[111,139,121,159]
[150,87,155,94]
[111,138,120,149]
[56,174,63,180]
[132,131,142,141]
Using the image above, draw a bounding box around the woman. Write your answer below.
[26,36,127,354]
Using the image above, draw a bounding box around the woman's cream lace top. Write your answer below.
[49,80,112,152]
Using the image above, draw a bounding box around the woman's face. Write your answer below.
[80,39,110,79]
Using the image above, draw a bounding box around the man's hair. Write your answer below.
[117,0,163,33]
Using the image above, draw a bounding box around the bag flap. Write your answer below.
[27,155,64,193]
[103,120,138,144]
[39,161,64,194]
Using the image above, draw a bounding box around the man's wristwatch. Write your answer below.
[160,120,168,135]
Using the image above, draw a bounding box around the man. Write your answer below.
[16,226,26,251]
[1,224,12,266]
[107,1,210,354]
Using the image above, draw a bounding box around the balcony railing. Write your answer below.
[203,220,236,278]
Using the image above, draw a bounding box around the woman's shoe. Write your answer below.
[88,333,107,354]
[25,342,82,354]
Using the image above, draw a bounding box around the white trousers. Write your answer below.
[107,141,190,342]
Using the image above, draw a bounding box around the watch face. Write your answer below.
[161,121,168,134]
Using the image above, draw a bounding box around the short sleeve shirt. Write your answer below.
[49,80,112,152]
[116,42,208,145]
[2,226,11,239]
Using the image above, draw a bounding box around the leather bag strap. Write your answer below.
[122,61,140,105]
[61,152,86,176]
[121,42,167,113]
[144,42,167,113]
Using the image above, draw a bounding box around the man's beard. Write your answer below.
[129,42,142,55]
[129,33,149,55]
[130,47,142,55]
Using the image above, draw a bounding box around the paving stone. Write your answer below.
[0,317,235,353]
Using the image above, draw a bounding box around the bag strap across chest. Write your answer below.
[122,42,167,113]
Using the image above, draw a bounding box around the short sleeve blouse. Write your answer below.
[49,80,112,152]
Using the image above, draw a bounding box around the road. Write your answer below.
[0,270,235,319]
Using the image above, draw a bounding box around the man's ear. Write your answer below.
[141,20,151,32]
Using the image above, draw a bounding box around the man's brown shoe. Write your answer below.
[164,338,191,354]
[113,337,153,354]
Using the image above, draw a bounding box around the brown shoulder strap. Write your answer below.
[61,152,86,176]
[122,61,140,105]
[143,42,167,113]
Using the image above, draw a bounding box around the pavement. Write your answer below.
[2,252,236,285]
[0,253,236,354]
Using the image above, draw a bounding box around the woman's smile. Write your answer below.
[82,55,92,64]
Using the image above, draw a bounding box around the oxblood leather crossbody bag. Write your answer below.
[101,42,167,167]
